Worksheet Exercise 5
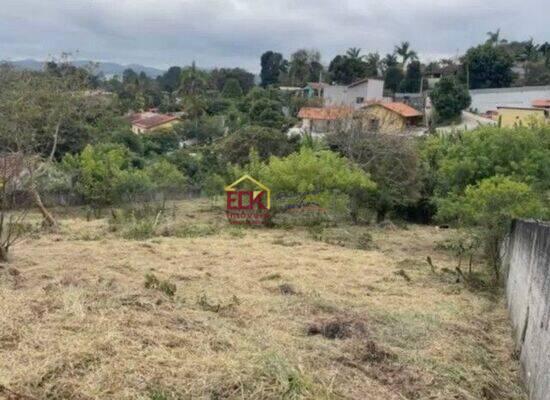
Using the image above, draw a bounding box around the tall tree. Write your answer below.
[395,42,418,65]
[328,54,368,85]
[260,51,287,87]
[0,64,97,226]
[384,65,404,93]
[399,60,422,93]
[485,28,507,46]
[346,47,364,60]
[430,76,471,122]
[462,43,514,89]
[179,62,208,96]
[364,52,381,77]
[157,66,182,92]
[209,68,255,93]
[381,53,399,72]
[287,49,323,86]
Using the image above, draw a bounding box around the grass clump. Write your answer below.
[109,203,163,240]
[308,226,375,250]
[257,353,311,399]
[161,223,217,238]
[144,273,176,297]
[197,293,240,313]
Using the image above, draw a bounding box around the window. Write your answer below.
[356,97,364,104]
[368,117,380,132]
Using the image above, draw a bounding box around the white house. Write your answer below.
[469,85,550,114]
[323,78,385,109]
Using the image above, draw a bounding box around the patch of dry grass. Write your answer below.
[0,199,525,399]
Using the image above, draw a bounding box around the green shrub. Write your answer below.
[144,273,176,297]
[109,203,164,240]
[437,176,546,280]
[252,148,377,224]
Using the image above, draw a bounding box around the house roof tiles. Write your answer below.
[297,107,353,120]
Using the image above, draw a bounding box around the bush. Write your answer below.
[430,76,471,123]
[221,78,243,98]
[427,125,550,196]
[144,273,176,297]
[217,125,299,165]
[437,176,546,280]
[109,203,164,240]
[229,147,377,224]
[145,159,187,196]
[179,116,225,144]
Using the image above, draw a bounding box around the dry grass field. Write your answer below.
[0,199,526,400]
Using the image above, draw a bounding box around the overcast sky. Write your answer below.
[1,0,548,72]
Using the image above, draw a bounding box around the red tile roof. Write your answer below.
[365,102,423,118]
[532,99,550,108]
[298,107,353,121]
[132,114,179,129]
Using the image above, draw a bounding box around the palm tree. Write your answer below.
[365,52,381,76]
[179,61,207,97]
[346,47,364,60]
[395,42,418,65]
[521,38,540,62]
[539,42,550,66]
[382,53,398,69]
[486,29,507,46]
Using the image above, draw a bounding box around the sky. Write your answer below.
[1,0,548,72]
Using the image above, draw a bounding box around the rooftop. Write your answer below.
[132,114,179,129]
[297,107,353,120]
[469,85,550,95]
[496,106,546,111]
[365,102,423,118]
[532,99,550,108]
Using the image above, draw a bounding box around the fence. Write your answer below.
[502,219,550,400]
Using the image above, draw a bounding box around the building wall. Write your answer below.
[354,105,406,134]
[132,120,179,134]
[502,219,550,400]
[323,79,384,109]
[469,85,550,114]
[498,108,547,128]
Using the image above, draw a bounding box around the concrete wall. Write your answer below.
[502,219,550,400]
[498,108,547,128]
[323,79,384,109]
[470,85,550,114]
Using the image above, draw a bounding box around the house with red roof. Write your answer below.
[532,99,550,110]
[297,106,353,135]
[128,112,180,134]
[354,102,423,134]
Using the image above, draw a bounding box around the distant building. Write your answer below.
[532,99,550,110]
[469,85,550,114]
[297,107,353,136]
[322,78,385,109]
[354,102,423,134]
[425,64,459,89]
[394,92,425,113]
[128,112,180,134]
[303,82,326,98]
[496,106,548,128]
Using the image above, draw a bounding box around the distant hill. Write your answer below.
[2,59,166,78]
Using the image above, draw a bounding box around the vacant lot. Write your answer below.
[0,200,525,400]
